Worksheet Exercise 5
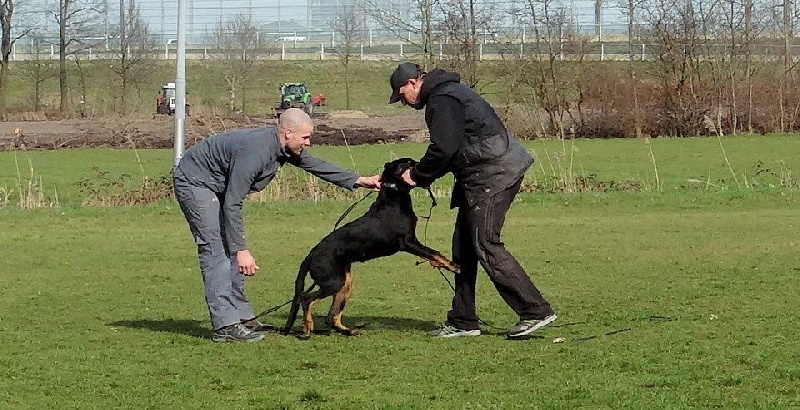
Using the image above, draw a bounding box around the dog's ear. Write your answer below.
[395,161,414,177]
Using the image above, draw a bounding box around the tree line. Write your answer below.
[2,0,800,137]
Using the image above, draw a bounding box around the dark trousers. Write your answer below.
[447,178,554,330]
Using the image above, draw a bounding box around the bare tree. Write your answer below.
[519,0,581,138]
[434,0,483,87]
[639,0,711,136]
[0,0,30,118]
[620,0,647,137]
[111,0,157,115]
[29,35,57,112]
[359,0,436,67]
[211,14,262,113]
[331,5,366,109]
[54,0,104,115]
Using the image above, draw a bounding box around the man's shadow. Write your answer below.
[110,319,209,339]
[110,315,438,338]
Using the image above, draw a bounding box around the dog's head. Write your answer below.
[381,158,417,190]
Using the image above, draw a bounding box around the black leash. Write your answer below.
[252,299,293,320]
[333,191,374,231]
[420,187,437,245]
[575,316,674,341]
[417,187,676,336]
[252,283,318,321]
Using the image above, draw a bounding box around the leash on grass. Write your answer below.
[573,316,675,341]
[413,189,675,335]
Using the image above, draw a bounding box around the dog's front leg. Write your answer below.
[326,267,359,336]
[403,239,461,274]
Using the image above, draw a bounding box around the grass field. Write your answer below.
[7,60,437,117]
[1,136,799,408]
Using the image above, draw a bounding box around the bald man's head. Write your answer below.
[278,108,313,134]
[277,108,314,156]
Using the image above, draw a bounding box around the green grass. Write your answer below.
[4,59,545,117]
[6,60,428,116]
[1,134,798,207]
[0,137,799,408]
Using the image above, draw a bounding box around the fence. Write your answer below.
[12,38,800,64]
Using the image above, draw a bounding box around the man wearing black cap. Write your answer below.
[389,62,557,339]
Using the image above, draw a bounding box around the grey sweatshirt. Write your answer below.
[175,126,359,252]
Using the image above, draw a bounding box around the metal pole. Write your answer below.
[119,0,125,51]
[104,0,109,50]
[174,0,187,166]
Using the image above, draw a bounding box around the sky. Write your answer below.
[16,0,628,41]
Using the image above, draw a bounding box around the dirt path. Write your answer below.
[0,111,428,150]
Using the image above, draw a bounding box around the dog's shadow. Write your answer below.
[110,319,209,339]
[272,315,440,336]
[328,315,437,332]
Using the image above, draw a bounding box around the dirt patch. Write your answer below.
[0,112,427,151]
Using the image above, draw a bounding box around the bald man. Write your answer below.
[173,108,381,342]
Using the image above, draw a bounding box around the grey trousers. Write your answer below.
[173,169,255,330]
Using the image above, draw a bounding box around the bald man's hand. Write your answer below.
[355,175,381,191]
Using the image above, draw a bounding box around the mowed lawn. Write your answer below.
[1,135,799,408]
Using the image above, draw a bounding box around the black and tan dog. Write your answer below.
[283,158,460,339]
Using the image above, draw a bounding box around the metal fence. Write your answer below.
[10,0,800,63]
[11,36,800,63]
[12,0,629,47]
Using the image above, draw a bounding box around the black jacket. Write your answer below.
[409,69,534,208]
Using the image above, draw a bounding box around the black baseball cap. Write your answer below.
[389,62,423,104]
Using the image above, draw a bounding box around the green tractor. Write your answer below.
[274,82,326,117]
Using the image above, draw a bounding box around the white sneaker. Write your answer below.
[507,314,558,338]
[428,323,481,338]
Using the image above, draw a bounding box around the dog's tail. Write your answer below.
[283,257,313,335]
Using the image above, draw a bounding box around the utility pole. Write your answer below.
[104,0,109,50]
[595,0,603,40]
[174,0,187,165]
[119,0,125,50]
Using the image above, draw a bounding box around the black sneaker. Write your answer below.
[241,318,268,332]
[211,323,265,343]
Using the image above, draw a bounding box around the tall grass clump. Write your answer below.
[79,168,173,206]
[643,137,662,191]
[14,154,59,209]
[526,139,642,193]
[688,137,797,191]
[0,186,11,207]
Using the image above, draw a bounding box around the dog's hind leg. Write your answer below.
[301,270,346,339]
[300,290,322,339]
[326,265,358,336]
[403,239,461,273]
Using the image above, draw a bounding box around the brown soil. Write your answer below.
[0,111,427,151]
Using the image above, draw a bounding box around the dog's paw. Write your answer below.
[429,255,461,273]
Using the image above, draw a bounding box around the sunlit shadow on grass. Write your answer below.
[110,319,209,339]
